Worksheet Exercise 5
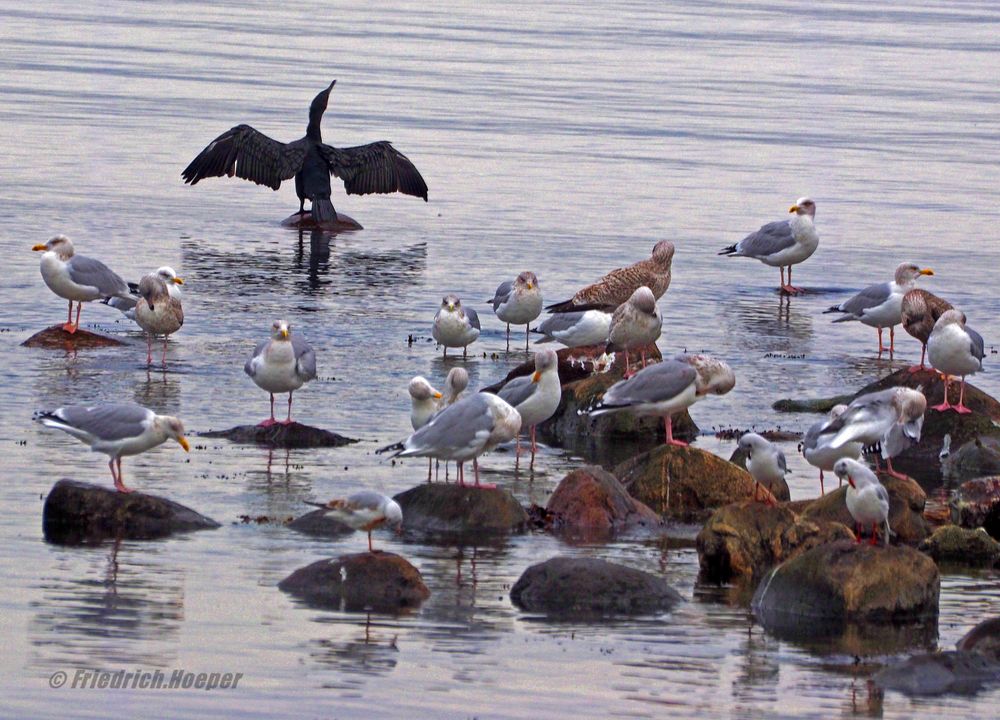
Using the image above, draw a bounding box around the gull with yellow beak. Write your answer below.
[719,198,819,294]
[34,402,190,493]
[409,376,443,481]
[432,294,480,358]
[489,271,543,352]
[493,349,561,466]
[32,235,132,333]
[244,320,317,426]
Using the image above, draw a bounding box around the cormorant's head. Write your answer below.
[310,80,337,117]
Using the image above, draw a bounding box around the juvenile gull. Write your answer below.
[802,404,863,494]
[32,235,131,333]
[737,432,788,505]
[432,294,480,358]
[306,491,403,552]
[244,320,317,426]
[824,262,934,355]
[135,272,184,366]
[440,367,469,406]
[834,458,891,546]
[718,198,818,294]
[490,271,543,353]
[606,286,662,376]
[105,267,184,322]
[901,289,953,373]
[927,309,985,414]
[546,240,674,313]
[494,349,561,466]
[531,309,612,348]
[408,376,443,481]
[35,402,190,493]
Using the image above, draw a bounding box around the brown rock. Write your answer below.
[279,211,363,231]
[201,421,357,449]
[918,525,1000,567]
[957,617,1000,659]
[393,483,528,536]
[950,476,1000,539]
[545,466,662,538]
[287,509,354,538]
[22,325,125,349]
[278,552,429,612]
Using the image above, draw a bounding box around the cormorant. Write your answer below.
[181,80,428,224]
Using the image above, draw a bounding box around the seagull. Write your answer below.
[493,349,561,466]
[134,272,184,366]
[927,309,985,414]
[380,392,521,488]
[606,286,662,376]
[34,402,190,493]
[244,320,317,426]
[104,267,184,322]
[737,432,788,505]
[305,492,403,552]
[718,198,818,294]
[432,294,480,358]
[900,289,953,373]
[824,262,934,355]
[409,376,443,481]
[802,404,863,494]
[489,271,543,352]
[32,235,131,333]
[546,240,674,313]
[531,309,612,348]
[834,458,891,546]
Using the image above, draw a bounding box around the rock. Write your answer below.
[614,444,775,521]
[772,395,853,414]
[200,421,357,449]
[957,617,1000,659]
[277,552,429,612]
[481,344,623,392]
[950,476,1000,539]
[287,509,354,538]
[942,437,1000,485]
[510,556,683,617]
[873,651,1000,696]
[42,479,220,544]
[726,446,790,502]
[696,502,854,582]
[752,541,939,626]
[393,484,528,537]
[545,466,662,538]
[22,325,125,349]
[279,211,363,231]
[918,525,1000,567]
[800,473,930,544]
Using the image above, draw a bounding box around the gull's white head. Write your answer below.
[515,271,539,291]
[737,432,768,457]
[384,498,403,527]
[934,308,966,330]
[628,286,658,315]
[788,197,816,218]
[409,375,442,402]
[833,457,875,489]
[32,234,75,258]
[894,262,934,285]
[444,367,469,400]
[156,266,184,286]
[678,354,736,397]
[441,293,462,314]
[892,387,927,424]
[154,415,190,452]
[271,319,291,340]
[531,348,559,382]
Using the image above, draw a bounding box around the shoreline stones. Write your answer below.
[918,525,1000,567]
[393,484,528,537]
[201,421,357,449]
[278,552,429,612]
[545,466,662,539]
[950,476,1000,539]
[22,325,125,349]
[42,479,220,544]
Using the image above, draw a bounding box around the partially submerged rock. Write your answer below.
[22,325,125,349]
[950,476,1000,539]
[42,479,220,544]
[510,556,682,617]
[201,422,357,449]
[287,508,354,538]
[942,437,1000,485]
[545,466,661,538]
[918,525,1000,567]
[957,617,1000,659]
[393,484,528,537]
[799,474,930,544]
[278,552,429,612]
[772,395,853,414]
[280,211,363,231]
[873,651,1000,696]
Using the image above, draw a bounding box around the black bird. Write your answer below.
[181,80,428,224]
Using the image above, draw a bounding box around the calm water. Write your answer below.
[2,1,999,717]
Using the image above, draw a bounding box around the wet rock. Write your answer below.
[942,437,1000,485]
[726,446,791,502]
[752,541,939,625]
[42,479,220,544]
[772,395,852,414]
[287,509,354,538]
[279,211,363,231]
[393,484,528,537]
[201,421,357,449]
[510,556,683,617]
[918,525,1000,567]
[22,325,125,349]
[950,476,1000,539]
[800,473,930,544]
[957,617,1000,659]
[278,552,429,612]
[545,466,662,538]
[614,444,775,522]
[696,502,854,582]
[873,651,1000,696]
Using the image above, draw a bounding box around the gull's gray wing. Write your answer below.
[244,339,270,377]
[182,125,308,190]
[466,307,481,331]
[496,375,536,409]
[874,483,890,510]
[802,419,825,452]
[836,282,892,317]
[600,360,697,408]
[45,403,152,441]
[401,394,493,457]
[66,255,129,297]
[346,490,388,512]
[491,281,514,311]
[968,326,985,365]
[291,334,317,381]
[776,448,788,474]
[318,141,428,200]
[536,311,585,335]
[821,388,896,447]
[736,220,795,259]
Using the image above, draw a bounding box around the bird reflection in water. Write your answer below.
[294,228,332,293]
[455,545,480,590]
[310,613,399,684]
[264,447,292,482]
[849,678,884,717]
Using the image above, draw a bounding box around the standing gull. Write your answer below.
[718,198,818,294]
[802,405,863,494]
[606,286,662,376]
[489,271,543,352]
[824,262,934,355]
[432,294,480,358]
[135,272,184,366]
[738,433,788,505]
[901,289,953,373]
[34,402,190,493]
[927,309,985,414]
[105,267,184,322]
[531,309,612,348]
[546,240,674,313]
[306,492,403,552]
[408,376,443,481]
[32,235,131,333]
[834,458,891,546]
[244,320,317,426]
[494,349,561,466]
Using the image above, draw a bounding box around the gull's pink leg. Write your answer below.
[889,326,895,356]
[530,425,538,468]
[908,344,928,373]
[876,327,884,355]
[111,457,134,493]
[779,266,786,293]
[932,376,953,412]
[819,470,825,496]
[869,523,878,546]
[884,456,908,480]
[955,378,973,414]
[855,523,863,544]
[283,392,294,424]
[622,349,633,378]
[146,334,153,365]
[427,458,432,483]
[471,458,496,489]
[514,435,521,467]
[162,337,168,366]
[664,415,688,447]
[258,394,278,427]
[62,299,76,332]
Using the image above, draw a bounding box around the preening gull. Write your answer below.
[104,267,184,322]
[718,198,818,294]
[531,309,612,348]
[244,320,317,426]
[737,433,788,505]
[490,271,543,352]
[32,235,131,333]
[305,491,403,552]
[901,289,952,373]
[432,294,480,358]
[135,272,184,366]
[34,402,190,493]
[408,376,443,481]
[546,240,674,313]
[494,349,561,466]
[441,367,469,406]
[802,404,863,494]
[606,286,662,376]
[834,458,891,546]
[824,262,934,355]
[927,309,985,414]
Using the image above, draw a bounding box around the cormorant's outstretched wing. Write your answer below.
[319,141,428,200]
[182,125,308,190]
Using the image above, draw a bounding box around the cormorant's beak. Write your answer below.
[433,391,443,399]
[177,436,191,452]
[788,205,800,213]
[281,329,289,339]
[173,277,184,285]
[531,371,541,383]
[920,268,934,276]
[32,244,47,251]
[328,80,337,90]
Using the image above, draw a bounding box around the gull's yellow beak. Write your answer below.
[531,371,541,383]
[177,436,191,452]
[281,329,289,339]
[788,205,799,213]
[173,277,184,285]
[920,268,934,276]
[527,282,534,290]
[433,391,443,399]
[32,244,47,251]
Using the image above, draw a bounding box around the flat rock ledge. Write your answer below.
[278,552,429,612]
[393,483,528,537]
[510,556,683,617]
[201,421,357,449]
[545,466,662,539]
[22,325,125,349]
[43,479,220,544]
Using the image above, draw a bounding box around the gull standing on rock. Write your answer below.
[306,492,403,552]
[718,198,818,294]
[408,376,443,481]
[494,349,561,467]
[105,267,184,321]
[433,294,480,358]
[32,235,132,333]
[737,433,788,505]
[834,458,891,546]
[244,320,317,426]
[606,286,662,376]
[901,289,953,373]
[927,309,985,414]
[824,262,934,355]
[531,309,612,348]
[34,402,190,493]
[135,272,184,366]
[802,405,863,494]
[490,271,542,352]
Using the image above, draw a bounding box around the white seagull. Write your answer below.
[802,404,863,494]
[494,349,561,466]
[531,309,612,348]
[834,458,891,546]
[408,376,443,481]
[927,309,985,414]
[432,294,480,358]
[134,272,184,366]
[244,320,317,426]
[737,432,788,505]
[306,491,403,552]
[489,271,543,352]
[606,285,662,376]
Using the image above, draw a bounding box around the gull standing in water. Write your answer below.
[489,271,543,352]
[606,286,662,376]
[927,309,986,414]
[432,294,480,358]
[834,458,891,546]
[32,235,132,333]
[901,289,953,373]
[134,272,184,366]
[494,349,561,467]
[306,492,403,552]
[34,402,190,493]
[531,309,612,348]
[737,433,788,504]
[802,404,863,494]
[408,376,443,481]
[244,320,317,426]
